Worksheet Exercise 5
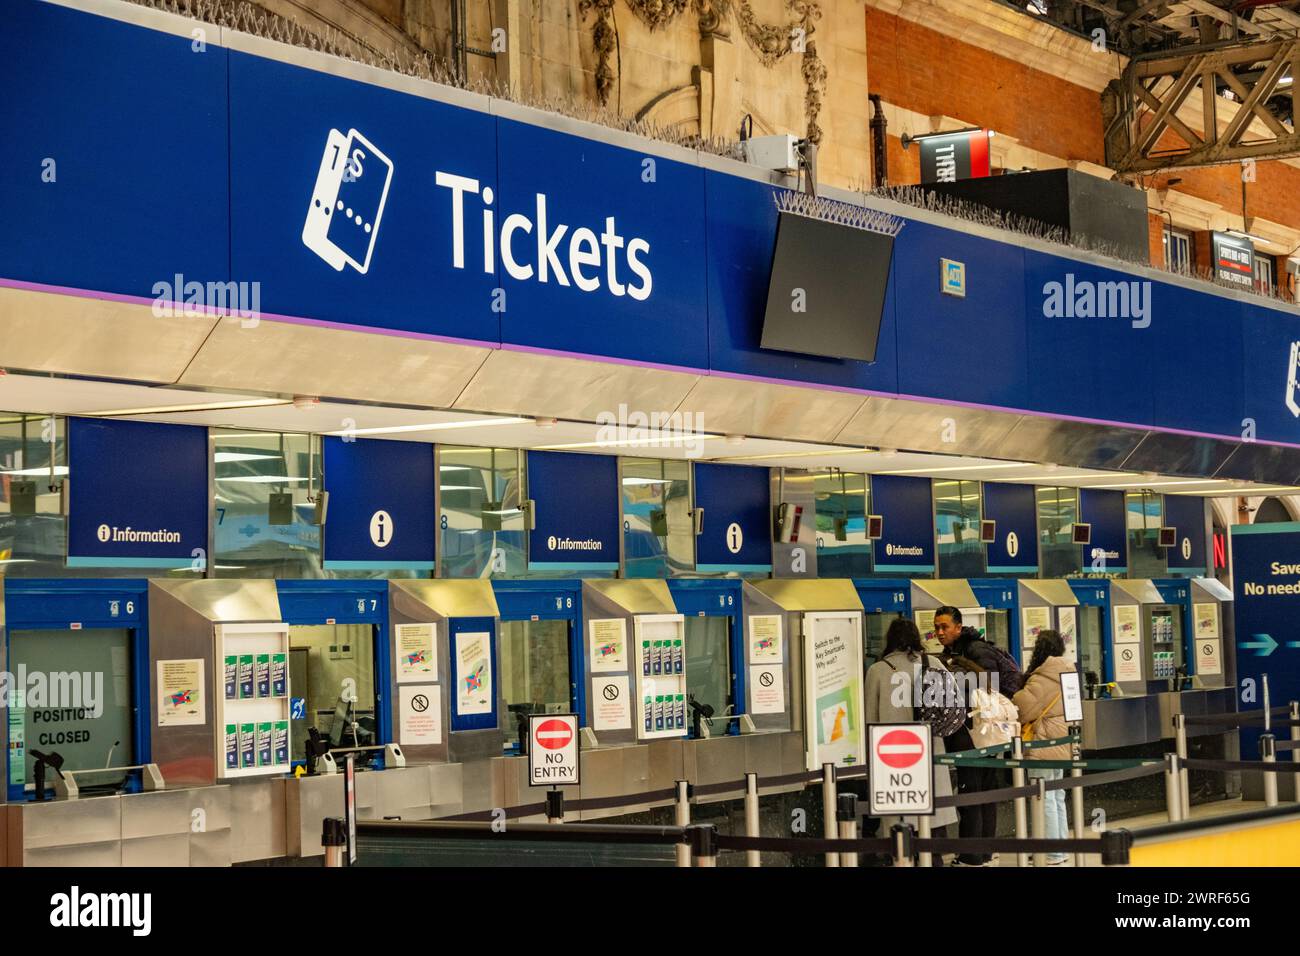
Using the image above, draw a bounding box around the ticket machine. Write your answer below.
[1015,580,1082,668]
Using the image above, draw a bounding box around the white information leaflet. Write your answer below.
[395,622,437,683]
[399,685,442,746]
[1058,606,1078,664]
[1113,605,1141,644]
[591,676,632,731]
[748,615,783,663]
[588,618,628,673]
[804,612,865,770]
[455,632,493,716]
[1114,643,1143,682]
[1021,606,1051,650]
[1194,603,1220,641]
[750,664,785,715]
[157,659,205,727]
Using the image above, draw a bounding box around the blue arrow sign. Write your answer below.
[1244,633,1279,656]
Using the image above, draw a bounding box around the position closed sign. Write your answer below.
[868,723,934,816]
[528,713,580,787]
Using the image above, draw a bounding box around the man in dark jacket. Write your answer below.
[933,606,1021,865]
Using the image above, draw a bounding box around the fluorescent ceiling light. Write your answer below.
[89,398,291,416]
[325,417,531,437]
[213,452,278,463]
[717,448,872,462]
[439,465,471,471]
[0,465,69,477]
[215,475,307,484]
[622,476,669,486]
[541,434,723,451]
[438,485,481,491]
[874,462,1040,476]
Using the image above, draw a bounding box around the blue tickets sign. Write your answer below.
[527,451,620,570]
[1079,488,1127,574]
[67,418,209,568]
[982,483,1039,573]
[1164,495,1208,574]
[692,463,772,572]
[870,475,936,572]
[321,437,436,569]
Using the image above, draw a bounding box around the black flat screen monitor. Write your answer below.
[760,212,894,362]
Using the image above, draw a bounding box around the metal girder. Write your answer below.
[1103,36,1300,172]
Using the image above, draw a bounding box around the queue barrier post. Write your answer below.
[837,793,859,867]
[1173,712,1191,819]
[546,789,565,825]
[1011,736,1029,868]
[322,817,346,868]
[744,772,761,868]
[1164,752,1184,823]
[890,822,915,868]
[1071,768,1086,867]
[1261,735,1279,808]
[674,781,691,868]
[1030,775,1047,868]
[1290,701,1300,803]
[1100,827,1132,867]
[916,813,932,868]
[822,763,840,868]
[688,824,718,867]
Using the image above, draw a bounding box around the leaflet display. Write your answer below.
[215,623,291,779]
[633,614,687,740]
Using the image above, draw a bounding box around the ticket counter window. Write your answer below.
[7,628,134,795]
[0,413,71,577]
[499,620,572,738]
[1126,490,1166,579]
[288,624,375,761]
[622,458,693,579]
[980,608,1011,653]
[1038,486,1082,578]
[685,616,733,736]
[1077,606,1105,689]
[936,480,983,578]
[864,612,902,665]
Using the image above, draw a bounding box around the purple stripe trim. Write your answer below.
[4,276,1297,451]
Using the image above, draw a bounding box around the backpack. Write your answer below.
[983,642,1024,697]
[967,686,1020,749]
[913,654,967,738]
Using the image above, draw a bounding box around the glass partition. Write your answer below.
[438,446,527,578]
[1077,605,1105,689]
[1037,486,1081,578]
[288,623,376,760]
[814,470,869,577]
[0,414,69,577]
[1126,490,1167,579]
[621,458,692,578]
[498,619,572,742]
[684,614,732,736]
[935,479,983,578]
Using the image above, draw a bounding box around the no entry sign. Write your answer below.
[528,713,580,787]
[868,723,934,816]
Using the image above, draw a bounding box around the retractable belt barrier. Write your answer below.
[1182,706,1294,727]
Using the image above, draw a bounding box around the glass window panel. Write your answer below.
[439,446,528,578]
[288,623,376,761]
[498,619,572,740]
[936,479,983,578]
[1126,490,1166,578]
[1037,486,1081,577]
[863,611,903,665]
[9,628,134,794]
[0,414,74,577]
[814,470,870,577]
[684,615,732,736]
[622,458,692,578]
[1078,606,1105,688]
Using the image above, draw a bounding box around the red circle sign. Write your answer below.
[876,729,925,769]
[535,719,573,750]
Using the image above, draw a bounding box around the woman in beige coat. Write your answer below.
[1012,630,1073,864]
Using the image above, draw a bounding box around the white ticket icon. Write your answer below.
[302,128,393,274]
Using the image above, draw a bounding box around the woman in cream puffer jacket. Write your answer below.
[1011,630,1075,863]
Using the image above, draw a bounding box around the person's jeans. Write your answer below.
[1029,767,1068,861]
